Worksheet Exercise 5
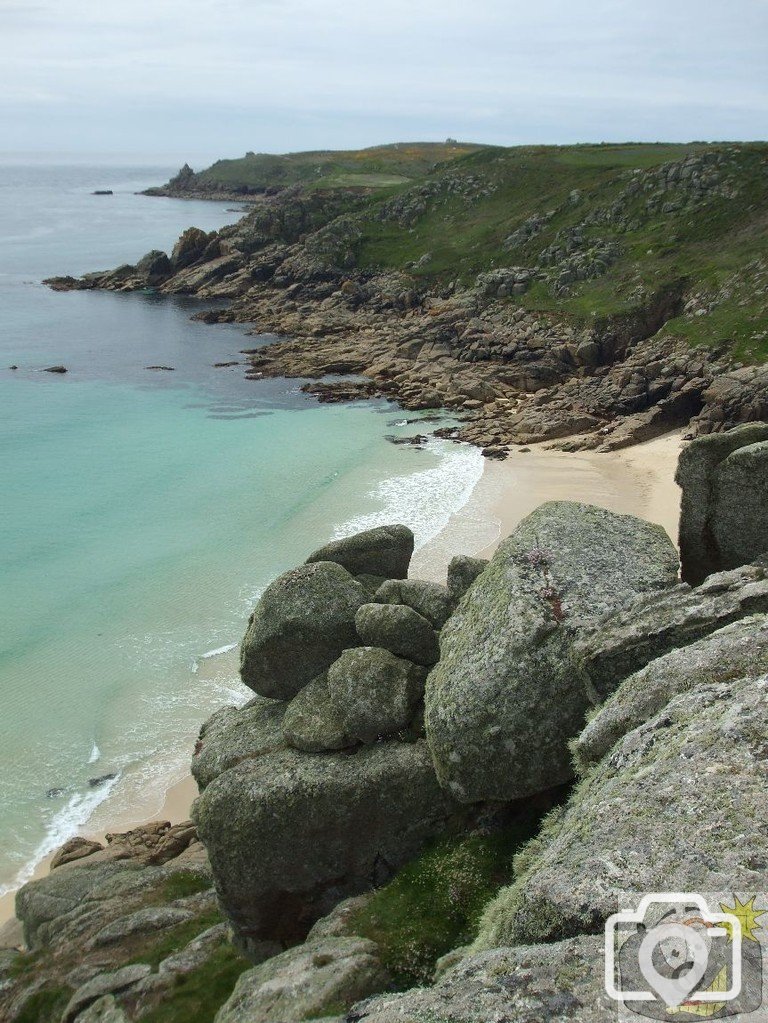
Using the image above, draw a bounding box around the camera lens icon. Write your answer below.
[605,893,743,1008]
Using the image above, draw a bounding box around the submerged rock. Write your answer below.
[240,561,366,699]
[426,502,678,803]
[328,647,426,742]
[305,525,414,580]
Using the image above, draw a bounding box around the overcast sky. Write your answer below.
[1,0,766,165]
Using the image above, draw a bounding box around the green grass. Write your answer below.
[348,814,545,988]
[126,908,224,969]
[157,870,213,902]
[137,944,251,1023]
[13,985,72,1023]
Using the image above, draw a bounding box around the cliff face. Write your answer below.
[4,429,768,1022]
[47,142,768,453]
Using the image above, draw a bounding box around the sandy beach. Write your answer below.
[0,429,683,930]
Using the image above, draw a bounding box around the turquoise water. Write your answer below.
[0,163,483,894]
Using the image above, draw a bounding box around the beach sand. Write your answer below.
[0,429,683,930]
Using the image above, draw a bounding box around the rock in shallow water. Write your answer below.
[425,501,679,803]
[240,561,367,700]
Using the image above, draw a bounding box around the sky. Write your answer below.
[0,0,766,166]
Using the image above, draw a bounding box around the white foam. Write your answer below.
[333,438,484,551]
[0,774,120,900]
[199,642,238,660]
[87,743,101,765]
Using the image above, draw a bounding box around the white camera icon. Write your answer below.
[605,892,743,1007]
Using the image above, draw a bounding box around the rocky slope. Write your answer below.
[46,142,768,456]
[5,424,768,1022]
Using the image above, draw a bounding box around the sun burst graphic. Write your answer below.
[719,895,766,942]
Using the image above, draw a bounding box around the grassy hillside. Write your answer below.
[160,141,485,194]
[346,142,768,360]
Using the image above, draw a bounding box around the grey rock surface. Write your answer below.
[355,603,440,665]
[711,440,768,573]
[87,905,195,949]
[446,555,488,603]
[426,501,679,802]
[75,995,129,1023]
[676,422,768,583]
[328,647,426,742]
[240,561,366,699]
[477,672,768,948]
[215,936,390,1023]
[62,964,151,1023]
[576,562,768,700]
[374,578,453,628]
[281,672,352,752]
[193,697,287,790]
[575,614,768,772]
[192,740,458,951]
[351,935,612,1023]
[305,525,414,580]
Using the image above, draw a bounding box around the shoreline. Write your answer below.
[0,429,683,930]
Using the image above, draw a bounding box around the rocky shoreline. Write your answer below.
[2,424,768,1022]
[45,184,768,459]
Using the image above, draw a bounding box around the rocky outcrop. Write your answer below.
[354,603,439,665]
[574,613,768,771]
[425,501,678,803]
[327,647,426,741]
[350,935,612,1023]
[575,561,768,700]
[215,936,391,1023]
[476,670,768,949]
[676,422,768,583]
[192,741,460,954]
[192,697,286,789]
[374,578,453,629]
[281,673,351,752]
[239,562,367,699]
[446,555,488,603]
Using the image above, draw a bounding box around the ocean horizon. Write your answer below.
[0,161,484,899]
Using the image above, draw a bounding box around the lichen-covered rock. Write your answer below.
[193,697,287,789]
[87,905,195,949]
[355,603,439,666]
[446,555,488,603]
[281,673,352,752]
[306,894,373,940]
[374,578,453,628]
[192,741,459,952]
[62,964,151,1023]
[240,562,367,699]
[476,672,768,949]
[351,935,612,1023]
[215,936,391,1023]
[710,440,768,573]
[574,614,768,772]
[305,525,414,580]
[328,647,426,742]
[426,502,679,803]
[75,994,129,1023]
[676,422,768,583]
[576,562,768,700]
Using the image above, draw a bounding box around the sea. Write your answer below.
[0,160,487,899]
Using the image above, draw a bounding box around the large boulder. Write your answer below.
[374,578,453,629]
[446,555,488,604]
[425,502,679,803]
[574,614,768,772]
[305,525,414,580]
[328,647,426,742]
[215,936,391,1023]
[240,562,367,699]
[575,561,768,700]
[676,422,768,583]
[192,697,286,790]
[351,935,612,1023]
[170,226,211,271]
[355,603,439,666]
[135,249,171,285]
[281,673,352,752]
[476,671,768,949]
[192,740,460,954]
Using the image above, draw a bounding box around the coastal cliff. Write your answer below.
[47,141,768,455]
[3,424,768,1022]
